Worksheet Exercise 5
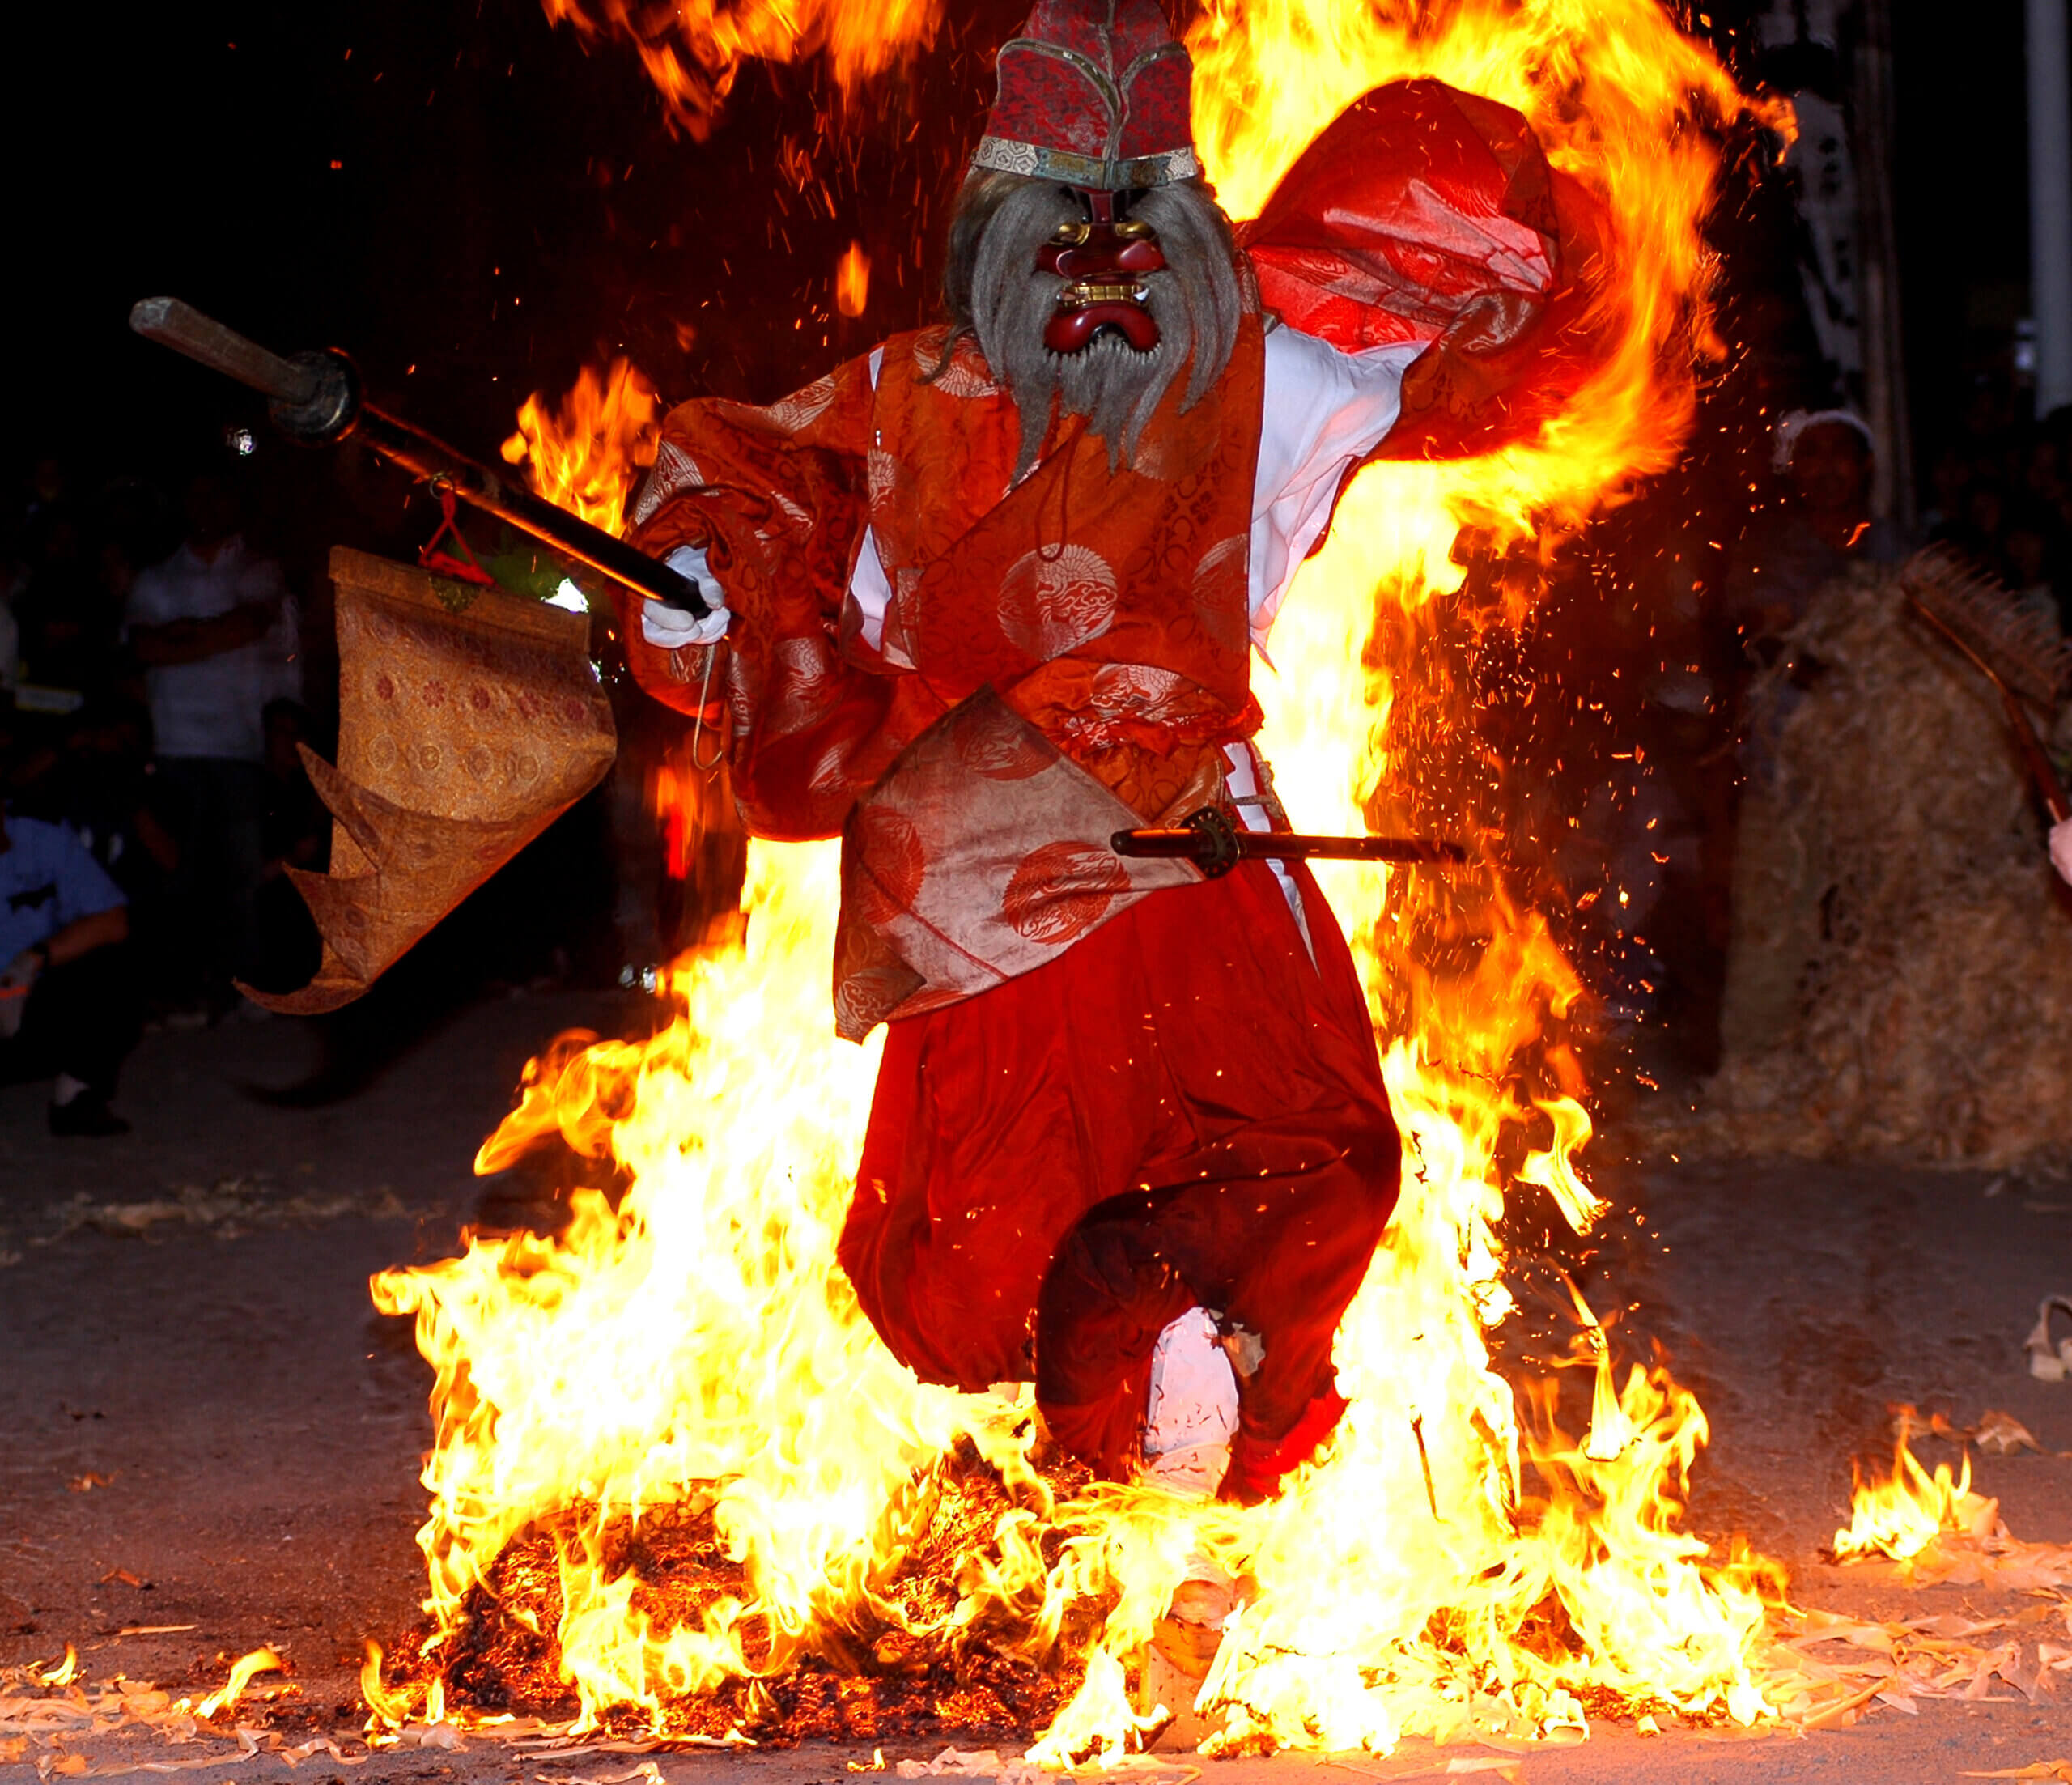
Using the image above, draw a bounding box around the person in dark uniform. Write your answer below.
[0,802,139,1134]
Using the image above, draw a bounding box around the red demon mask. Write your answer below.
[973,0,1199,352]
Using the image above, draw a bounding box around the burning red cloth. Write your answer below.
[1241,77,1612,461]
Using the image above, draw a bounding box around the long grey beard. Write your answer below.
[968,180,1242,481]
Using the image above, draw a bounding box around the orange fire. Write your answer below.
[538,0,941,137]
[1833,1431,2002,1565]
[371,0,1795,1757]
[836,240,872,320]
[500,358,661,533]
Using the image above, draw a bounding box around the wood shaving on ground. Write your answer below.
[0,1664,373,1778]
[1960,1765,2072,1781]
[895,1750,1195,1784]
[1760,1595,2072,1725]
[8,1590,2072,1772]
[1894,1403,2044,1453]
[529,1764,666,1785]
[0,1176,426,1264]
[1976,1410,2045,1453]
[1644,565,2072,1168]
[2030,1297,2072,1381]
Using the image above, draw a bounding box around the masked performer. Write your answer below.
[622,0,1606,1503]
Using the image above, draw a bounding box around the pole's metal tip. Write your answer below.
[129,296,176,334]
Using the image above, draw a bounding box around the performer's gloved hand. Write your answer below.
[2051,818,2072,888]
[642,545,731,648]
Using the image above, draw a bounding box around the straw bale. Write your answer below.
[1661,563,2072,1168]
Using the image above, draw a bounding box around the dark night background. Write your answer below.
[12,0,1036,560]
[7,0,2040,512]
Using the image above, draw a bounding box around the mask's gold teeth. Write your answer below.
[1057,279,1149,309]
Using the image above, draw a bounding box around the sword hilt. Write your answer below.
[1112,809,1470,876]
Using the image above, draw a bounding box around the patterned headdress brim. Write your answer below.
[970,134,1203,189]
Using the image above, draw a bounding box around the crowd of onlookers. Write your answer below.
[1921,391,2072,627]
[1726,397,2072,648]
[0,450,332,1134]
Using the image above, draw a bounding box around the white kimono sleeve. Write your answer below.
[1248,327,1424,652]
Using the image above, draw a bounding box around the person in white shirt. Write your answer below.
[125,471,299,1012]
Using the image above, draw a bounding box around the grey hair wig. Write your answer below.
[937,171,1243,479]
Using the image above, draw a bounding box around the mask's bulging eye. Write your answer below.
[1113,219,1154,241]
[1052,221,1093,247]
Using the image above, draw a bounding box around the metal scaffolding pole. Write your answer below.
[2032,0,2072,416]
[1853,0,1916,523]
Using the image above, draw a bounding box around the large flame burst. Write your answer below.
[372,0,1791,1757]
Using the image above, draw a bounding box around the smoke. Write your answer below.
[945,173,1242,480]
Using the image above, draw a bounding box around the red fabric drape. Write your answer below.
[1240,77,1616,461]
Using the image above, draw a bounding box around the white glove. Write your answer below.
[642,545,731,648]
[2052,818,2072,888]
[0,946,43,1041]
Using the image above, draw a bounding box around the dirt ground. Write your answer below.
[2,1000,2069,1784]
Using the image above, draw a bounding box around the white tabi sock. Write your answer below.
[1138,1306,1239,1499]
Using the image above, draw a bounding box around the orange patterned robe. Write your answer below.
[621,79,1610,1489]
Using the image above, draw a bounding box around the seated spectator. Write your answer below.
[1723,409,1909,648]
[126,470,299,1018]
[0,803,139,1136]
[11,696,181,1001]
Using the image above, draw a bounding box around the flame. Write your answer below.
[498,361,721,890]
[500,359,661,535]
[36,1645,79,1688]
[194,1647,284,1720]
[835,240,872,320]
[359,1641,416,1730]
[1832,1431,2003,1564]
[371,0,1795,1756]
[538,0,940,137]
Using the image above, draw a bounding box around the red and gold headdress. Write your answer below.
[971,0,1199,191]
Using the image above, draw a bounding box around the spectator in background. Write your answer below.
[1717,410,1908,1062]
[126,470,299,1018]
[11,506,121,703]
[0,526,22,695]
[1723,409,1910,647]
[0,802,138,1135]
[248,697,328,994]
[23,697,180,989]
[20,457,69,562]
[2002,497,2070,628]
[2033,407,2072,530]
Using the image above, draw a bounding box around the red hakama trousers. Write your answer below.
[838,858,1401,1498]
